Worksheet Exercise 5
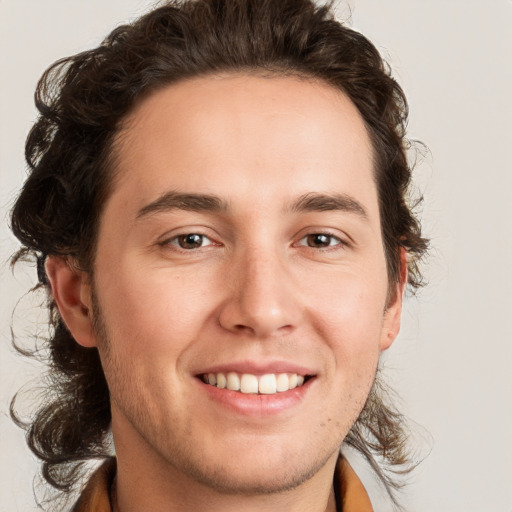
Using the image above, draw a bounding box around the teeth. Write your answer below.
[259,374,276,394]
[240,374,259,394]
[226,372,240,391]
[276,373,289,392]
[203,372,308,394]
[216,373,227,389]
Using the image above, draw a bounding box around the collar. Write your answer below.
[72,456,373,512]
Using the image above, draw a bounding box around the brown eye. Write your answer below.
[176,233,210,249]
[299,233,342,248]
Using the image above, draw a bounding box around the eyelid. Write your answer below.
[155,226,351,252]
[157,227,221,252]
[170,234,213,249]
[293,227,351,248]
[297,232,344,248]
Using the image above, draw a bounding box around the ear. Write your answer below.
[45,256,98,348]
[379,248,408,351]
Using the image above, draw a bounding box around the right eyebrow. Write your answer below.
[136,191,229,219]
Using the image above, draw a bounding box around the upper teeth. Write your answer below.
[203,372,306,394]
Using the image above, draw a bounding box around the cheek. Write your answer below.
[94,262,214,362]
[307,270,387,345]
[92,266,208,420]
[304,269,386,390]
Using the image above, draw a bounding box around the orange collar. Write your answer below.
[72,456,373,512]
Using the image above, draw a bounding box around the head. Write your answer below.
[11,0,427,504]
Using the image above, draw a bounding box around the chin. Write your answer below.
[184,459,322,496]
[171,438,339,496]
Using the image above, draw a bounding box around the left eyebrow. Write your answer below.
[288,192,368,219]
[136,191,229,219]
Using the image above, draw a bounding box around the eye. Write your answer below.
[298,233,344,249]
[168,233,214,250]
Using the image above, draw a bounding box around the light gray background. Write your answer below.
[1,1,511,510]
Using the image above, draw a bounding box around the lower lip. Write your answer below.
[197,378,314,417]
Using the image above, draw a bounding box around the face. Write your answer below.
[68,74,403,495]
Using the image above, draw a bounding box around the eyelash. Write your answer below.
[161,233,215,250]
[160,231,347,252]
[296,232,346,250]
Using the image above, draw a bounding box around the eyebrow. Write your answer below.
[136,190,368,220]
[136,191,229,218]
[289,192,368,219]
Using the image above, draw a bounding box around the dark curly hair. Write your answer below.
[10,0,428,507]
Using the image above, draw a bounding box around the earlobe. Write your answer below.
[379,248,408,351]
[45,256,98,348]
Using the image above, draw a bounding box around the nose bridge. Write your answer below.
[244,249,285,308]
[219,243,300,337]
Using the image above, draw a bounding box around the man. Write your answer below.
[10,0,428,510]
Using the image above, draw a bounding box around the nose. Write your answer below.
[218,250,301,338]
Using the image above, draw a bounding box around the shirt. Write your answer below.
[72,456,373,512]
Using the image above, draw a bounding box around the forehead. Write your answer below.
[108,73,377,218]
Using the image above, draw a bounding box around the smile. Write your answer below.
[202,372,308,395]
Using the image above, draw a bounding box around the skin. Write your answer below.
[47,74,405,512]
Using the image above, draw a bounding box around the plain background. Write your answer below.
[1,1,511,510]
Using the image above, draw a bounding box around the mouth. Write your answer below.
[200,372,312,395]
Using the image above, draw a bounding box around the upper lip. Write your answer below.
[195,360,316,377]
